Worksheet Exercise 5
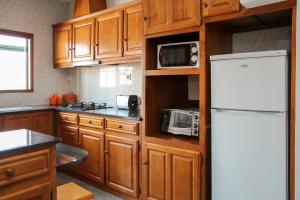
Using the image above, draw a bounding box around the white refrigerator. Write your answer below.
[211,50,288,200]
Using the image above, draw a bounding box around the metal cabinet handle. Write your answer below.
[143,17,148,21]
[88,121,93,124]
[5,168,15,178]
[118,125,123,129]
[203,2,208,8]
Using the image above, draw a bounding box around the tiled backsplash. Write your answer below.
[75,63,142,107]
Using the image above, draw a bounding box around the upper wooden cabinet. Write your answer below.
[143,0,201,35]
[124,4,143,56]
[53,2,142,68]
[203,0,240,17]
[53,24,72,67]
[142,143,200,200]
[95,10,123,59]
[72,18,95,62]
[105,135,139,197]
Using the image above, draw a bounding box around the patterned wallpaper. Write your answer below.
[0,0,75,107]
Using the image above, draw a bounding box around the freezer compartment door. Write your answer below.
[211,109,287,200]
[211,55,288,112]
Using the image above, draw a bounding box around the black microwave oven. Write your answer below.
[157,41,199,69]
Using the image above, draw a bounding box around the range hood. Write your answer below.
[74,0,107,18]
[72,60,101,67]
[240,0,287,8]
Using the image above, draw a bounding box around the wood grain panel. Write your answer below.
[0,150,50,187]
[124,3,142,56]
[79,128,105,184]
[53,24,72,66]
[105,135,138,197]
[73,18,95,62]
[1,181,51,200]
[203,0,240,17]
[95,10,123,59]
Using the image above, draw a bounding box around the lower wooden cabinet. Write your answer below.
[142,143,200,200]
[0,181,51,200]
[57,123,79,175]
[4,113,32,131]
[31,112,53,135]
[57,124,78,147]
[79,128,105,184]
[105,135,139,197]
[4,112,53,135]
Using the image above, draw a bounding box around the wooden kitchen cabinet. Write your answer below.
[4,112,53,135]
[123,4,143,56]
[53,24,72,68]
[202,0,240,17]
[31,112,53,135]
[143,0,201,35]
[0,182,52,200]
[95,10,123,59]
[57,123,79,175]
[57,124,78,147]
[142,143,200,200]
[79,128,105,184]
[0,147,56,200]
[105,135,139,197]
[72,18,95,62]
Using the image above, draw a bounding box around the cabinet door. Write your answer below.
[57,124,78,147]
[4,113,32,131]
[124,4,142,56]
[32,112,53,135]
[143,0,171,35]
[143,143,200,200]
[73,18,94,62]
[53,24,72,67]
[1,182,51,200]
[57,124,79,174]
[95,11,123,59]
[172,0,201,29]
[79,128,105,184]
[105,135,138,197]
[142,143,168,200]
[169,148,200,200]
[203,0,240,17]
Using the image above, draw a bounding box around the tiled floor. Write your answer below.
[57,172,122,200]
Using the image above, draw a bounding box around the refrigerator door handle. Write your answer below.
[212,108,285,115]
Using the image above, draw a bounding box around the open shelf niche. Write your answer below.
[142,30,202,151]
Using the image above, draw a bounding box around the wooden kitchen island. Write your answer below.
[0,129,60,200]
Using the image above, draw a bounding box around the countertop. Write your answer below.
[0,105,142,121]
[0,129,60,157]
[56,143,88,169]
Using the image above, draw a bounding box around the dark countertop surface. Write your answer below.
[0,129,61,157]
[56,143,88,169]
[0,105,142,121]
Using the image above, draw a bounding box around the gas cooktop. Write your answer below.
[66,102,113,111]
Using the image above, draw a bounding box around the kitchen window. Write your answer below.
[0,29,33,92]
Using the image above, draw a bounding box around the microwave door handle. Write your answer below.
[159,48,164,67]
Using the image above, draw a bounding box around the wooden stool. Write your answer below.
[57,182,94,200]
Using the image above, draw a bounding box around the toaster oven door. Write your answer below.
[161,110,193,136]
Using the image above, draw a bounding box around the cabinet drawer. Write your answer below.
[79,115,104,129]
[105,119,139,135]
[0,149,50,187]
[58,112,78,124]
